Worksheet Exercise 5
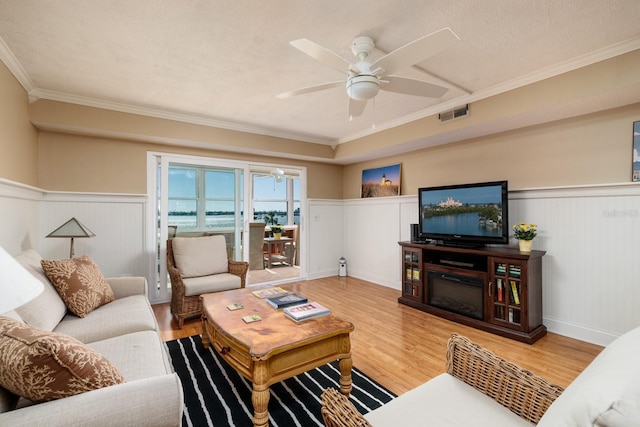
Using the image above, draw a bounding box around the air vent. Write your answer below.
[439,104,469,122]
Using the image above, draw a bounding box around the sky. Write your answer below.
[420,184,503,206]
[167,168,298,212]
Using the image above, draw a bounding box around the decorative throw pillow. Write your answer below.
[41,256,115,318]
[0,316,125,402]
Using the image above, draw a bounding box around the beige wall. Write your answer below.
[343,103,640,198]
[38,131,344,198]
[0,62,38,186]
[3,49,639,198]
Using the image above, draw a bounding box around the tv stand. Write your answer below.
[399,241,546,344]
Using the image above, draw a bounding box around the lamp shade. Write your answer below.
[46,217,95,258]
[46,217,95,239]
[0,246,44,314]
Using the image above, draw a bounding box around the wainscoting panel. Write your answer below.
[509,184,640,345]
[306,200,344,279]
[343,197,402,287]
[0,179,41,254]
[39,193,148,280]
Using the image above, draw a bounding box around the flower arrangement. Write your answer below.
[513,222,537,241]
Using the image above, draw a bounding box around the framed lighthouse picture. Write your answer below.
[361,164,401,198]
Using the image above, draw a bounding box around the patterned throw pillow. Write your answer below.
[0,316,125,402]
[41,256,115,318]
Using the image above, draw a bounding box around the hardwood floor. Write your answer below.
[152,276,603,396]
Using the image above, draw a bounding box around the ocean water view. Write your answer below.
[168,213,295,229]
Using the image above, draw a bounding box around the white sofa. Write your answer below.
[323,328,640,426]
[0,250,184,426]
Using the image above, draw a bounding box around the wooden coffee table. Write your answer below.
[200,288,354,427]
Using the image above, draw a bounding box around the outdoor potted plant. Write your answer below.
[270,224,284,239]
[513,222,537,252]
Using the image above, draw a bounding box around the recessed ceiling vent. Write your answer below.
[439,104,469,122]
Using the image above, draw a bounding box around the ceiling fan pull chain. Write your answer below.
[372,97,376,130]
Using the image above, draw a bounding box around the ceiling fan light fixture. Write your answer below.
[346,75,379,101]
[271,168,285,183]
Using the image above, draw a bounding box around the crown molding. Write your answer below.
[3,33,639,148]
[0,36,35,94]
[27,88,333,146]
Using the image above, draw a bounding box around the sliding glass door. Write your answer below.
[148,153,306,302]
[150,154,247,301]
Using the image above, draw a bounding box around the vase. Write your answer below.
[273,232,281,240]
[518,239,533,252]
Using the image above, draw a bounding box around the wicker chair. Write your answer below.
[321,333,564,426]
[167,236,248,328]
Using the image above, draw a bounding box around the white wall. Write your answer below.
[2,178,638,346]
[0,179,41,254]
[0,178,148,285]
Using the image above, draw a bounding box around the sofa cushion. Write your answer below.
[0,316,125,403]
[41,256,115,318]
[538,326,640,426]
[172,235,228,278]
[14,250,67,331]
[183,273,242,296]
[363,373,532,427]
[53,295,158,344]
[88,331,173,379]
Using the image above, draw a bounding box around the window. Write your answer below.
[168,165,243,230]
[252,173,299,225]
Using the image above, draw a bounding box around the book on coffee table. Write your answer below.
[251,287,288,299]
[266,293,308,309]
[242,314,262,323]
[283,302,330,322]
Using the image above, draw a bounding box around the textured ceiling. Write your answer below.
[1,0,640,148]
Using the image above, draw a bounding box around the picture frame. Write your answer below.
[633,121,640,182]
[361,164,401,198]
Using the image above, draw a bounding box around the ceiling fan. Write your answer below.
[277,28,460,117]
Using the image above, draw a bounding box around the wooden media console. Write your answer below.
[399,241,546,343]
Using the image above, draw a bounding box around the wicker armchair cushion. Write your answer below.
[182,273,242,297]
[172,235,228,278]
[538,325,640,426]
[363,374,532,426]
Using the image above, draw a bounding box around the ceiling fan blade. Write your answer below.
[349,98,367,117]
[276,81,344,99]
[290,39,359,74]
[381,76,449,98]
[371,28,459,76]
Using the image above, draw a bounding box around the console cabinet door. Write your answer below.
[401,248,423,302]
[488,257,528,332]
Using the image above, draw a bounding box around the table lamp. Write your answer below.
[0,246,44,314]
[46,217,95,258]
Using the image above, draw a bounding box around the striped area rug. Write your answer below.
[166,335,396,427]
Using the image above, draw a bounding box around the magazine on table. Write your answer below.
[251,286,288,299]
[266,293,308,309]
[283,302,331,322]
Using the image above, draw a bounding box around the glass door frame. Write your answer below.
[146,152,306,302]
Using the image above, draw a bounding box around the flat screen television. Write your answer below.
[418,180,509,247]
